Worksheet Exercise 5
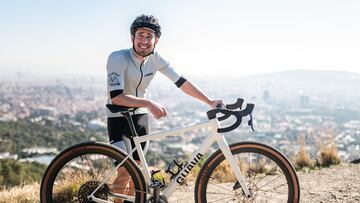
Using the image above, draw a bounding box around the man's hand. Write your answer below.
[209,100,225,108]
[146,100,168,119]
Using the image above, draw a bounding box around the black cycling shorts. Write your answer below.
[107,114,149,160]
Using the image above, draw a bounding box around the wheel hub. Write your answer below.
[233,181,255,200]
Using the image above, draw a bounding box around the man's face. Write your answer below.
[132,27,158,57]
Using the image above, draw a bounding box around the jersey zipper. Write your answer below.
[135,61,144,97]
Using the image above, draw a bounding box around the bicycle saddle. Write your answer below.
[106,104,137,113]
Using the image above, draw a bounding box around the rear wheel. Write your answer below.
[40,142,147,203]
[195,142,300,203]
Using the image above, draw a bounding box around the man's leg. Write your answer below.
[112,138,134,203]
[112,139,149,202]
[109,114,150,202]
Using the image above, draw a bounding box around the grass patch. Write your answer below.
[317,133,340,167]
[292,134,314,170]
[0,182,39,203]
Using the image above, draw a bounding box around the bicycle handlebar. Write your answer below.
[206,98,255,133]
[217,98,244,121]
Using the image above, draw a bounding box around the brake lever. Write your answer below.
[226,98,244,110]
[248,113,255,131]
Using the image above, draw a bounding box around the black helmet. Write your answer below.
[130,14,161,38]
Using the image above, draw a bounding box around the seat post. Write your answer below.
[122,112,139,137]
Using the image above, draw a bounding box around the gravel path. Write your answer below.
[169,163,360,203]
[2,163,359,202]
[298,163,360,203]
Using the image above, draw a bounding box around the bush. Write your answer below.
[316,132,340,167]
[0,159,47,188]
[292,134,314,170]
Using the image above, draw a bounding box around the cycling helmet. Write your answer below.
[130,14,161,38]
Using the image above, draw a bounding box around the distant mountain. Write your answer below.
[246,70,359,87]
[192,70,359,108]
[227,70,360,96]
[237,70,359,99]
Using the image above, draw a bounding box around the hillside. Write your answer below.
[1,69,360,202]
[1,163,359,203]
[0,117,107,155]
[260,71,357,100]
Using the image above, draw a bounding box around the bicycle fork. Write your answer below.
[217,135,252,198]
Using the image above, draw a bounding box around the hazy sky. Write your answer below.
[1,0,359,77]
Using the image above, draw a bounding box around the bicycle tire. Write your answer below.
[195,141,300,203]
[40,142,147,203]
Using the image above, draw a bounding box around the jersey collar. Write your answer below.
[129,48,149,67]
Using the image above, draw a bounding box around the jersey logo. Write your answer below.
[108,72,121,86]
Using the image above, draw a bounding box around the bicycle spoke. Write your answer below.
[248,152,251,183]
[257,182,288,195]
[64,160,87,183]
[255,173,284,192]
[207,194,239,203]
[208,177,236,194]
[201,143,298,203]
[252,163,280,188]
[206,191,237,196]
[41,143,147,203]
[84,154,98,180]
[248,154,265,187]
[96,155,113,182]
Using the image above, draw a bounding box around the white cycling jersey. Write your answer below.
[106,48,186,117]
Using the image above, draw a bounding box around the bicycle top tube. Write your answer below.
[106,97,255,135]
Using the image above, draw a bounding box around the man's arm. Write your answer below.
[111,94,167,119]
[180,81,223,108]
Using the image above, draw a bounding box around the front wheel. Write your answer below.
[40,142,147,203]
[195,142,300,203]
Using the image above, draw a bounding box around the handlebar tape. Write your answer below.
[217,98,244,121]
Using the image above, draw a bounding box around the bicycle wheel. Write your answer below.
[195,141,300,203]
[40,142,147,203]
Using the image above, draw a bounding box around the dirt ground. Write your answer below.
[1,163,359,202]
[168,163,360,203]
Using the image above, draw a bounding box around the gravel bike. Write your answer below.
[40,98,300,202]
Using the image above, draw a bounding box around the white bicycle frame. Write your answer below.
[90,117,251,202]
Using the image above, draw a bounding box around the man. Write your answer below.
[106,14,223,202]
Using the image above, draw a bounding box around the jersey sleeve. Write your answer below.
[156,53,187,88]
[106,52,125,97]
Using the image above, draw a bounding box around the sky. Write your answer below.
[0,0,359,77]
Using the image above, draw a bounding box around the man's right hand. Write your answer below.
[146,100,168,119]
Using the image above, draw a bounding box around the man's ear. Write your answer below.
[131,35,134,42]
[154,37,159,45]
